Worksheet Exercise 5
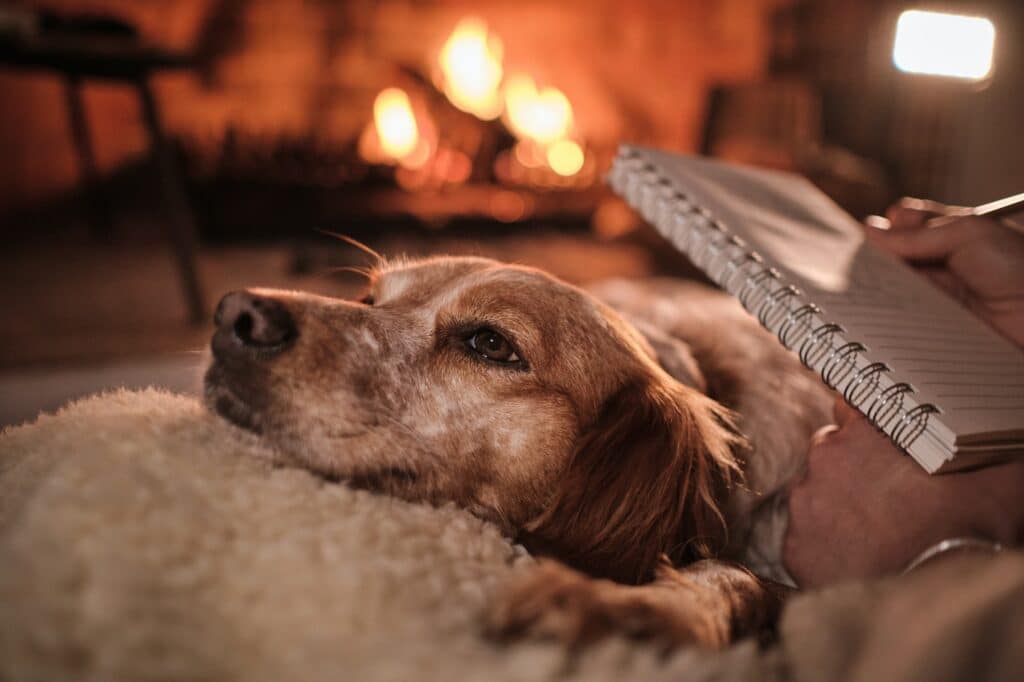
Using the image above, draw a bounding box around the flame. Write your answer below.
[425,18,587,180]
[374,88,419,160]
[439,18,504,120]
[503,74,573,145]
[546,139,584,177]
[503,74,584,177]
[360,88,434,170]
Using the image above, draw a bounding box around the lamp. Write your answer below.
[893,9,995,80]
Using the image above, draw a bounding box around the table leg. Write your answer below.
[136,77,206,325]
[63,76,110,240]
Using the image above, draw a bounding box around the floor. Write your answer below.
[0,355,205,429]
[0,231,658,429]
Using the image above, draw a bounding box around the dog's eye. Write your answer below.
[467,329,520,363]
[360,293,375,306]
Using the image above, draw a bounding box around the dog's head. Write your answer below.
[205,256,740,582]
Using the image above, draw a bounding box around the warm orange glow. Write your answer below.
[428,18,587,181]
[503,74,573,145]
[546,139,584,176]
[436,147,473,184]
[373,88,419,160]
[512,140,544,168]
[438,18,504,120]
[489,190,528,222]
[401,137,432,170]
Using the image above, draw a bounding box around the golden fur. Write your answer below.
[205,256,832,649]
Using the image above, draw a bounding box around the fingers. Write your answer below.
[832,395,859,427]
[885,197,949,230]
[866,215,1003,263]
[807,424,839,453]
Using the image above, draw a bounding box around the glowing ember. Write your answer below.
[438,18,504,120]
[374,88,419,160]
[546,139,584,177]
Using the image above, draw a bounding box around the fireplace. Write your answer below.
[2,0,1021,370]
[0,0,788,241]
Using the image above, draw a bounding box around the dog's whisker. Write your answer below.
[316,230,384,264]
[323,265,374,280]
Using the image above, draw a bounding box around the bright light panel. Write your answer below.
[893,10,995,80]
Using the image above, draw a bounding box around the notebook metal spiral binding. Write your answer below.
[821,341,866,389]
[707,234,749,281]
[756,284,801,329]
[721,252,764,293]
[614,147,940,451]
[738,268,780,310]
[843,362,890,405]
[798,323,845,367]
[866,383,916,434]
[892,404,942,450]
[778,303,820,348]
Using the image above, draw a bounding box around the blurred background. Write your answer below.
[1,0,1021,427]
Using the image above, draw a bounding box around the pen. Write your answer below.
[866,191,1024,234]
[927,191,1024,232]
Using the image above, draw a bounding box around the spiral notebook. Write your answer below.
[609,145,1024,473]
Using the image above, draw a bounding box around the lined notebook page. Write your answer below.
[810,245,1024,442]
[616,147,1024,469]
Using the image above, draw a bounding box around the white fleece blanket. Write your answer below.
[2,390,1022,682]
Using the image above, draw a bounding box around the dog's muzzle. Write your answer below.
[212,291,297,361]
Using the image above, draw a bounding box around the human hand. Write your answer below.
[784,398,1024,588]
[866,198,1024,347]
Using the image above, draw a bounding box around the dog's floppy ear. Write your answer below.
[625,318,706,392]
[523,377,742,584]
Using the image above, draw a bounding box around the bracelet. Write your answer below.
[902,536,1004,575]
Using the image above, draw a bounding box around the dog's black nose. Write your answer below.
[214,291,297,350]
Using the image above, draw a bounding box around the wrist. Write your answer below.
[903,537,1004,574]
[967,460,1024,546]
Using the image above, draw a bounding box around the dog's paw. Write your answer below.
[483,560,726,651]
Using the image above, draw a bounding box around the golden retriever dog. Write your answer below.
[204,255,832,650]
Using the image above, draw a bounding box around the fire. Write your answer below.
[438,17,504,120]
[546,139,584,177]
[362,17,588,183]
[504,73,583,177]
[373,88,419,160]
[503,74,573,146]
